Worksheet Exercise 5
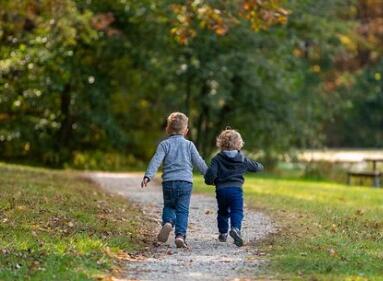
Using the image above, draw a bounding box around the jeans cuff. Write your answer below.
[175,233,186,239]
[163,220,174,226]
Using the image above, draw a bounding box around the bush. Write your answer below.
[303,161,348,182]
[70,151,144,171]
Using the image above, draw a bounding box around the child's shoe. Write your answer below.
[218,233,228,242]
[175,235,187,248]
[229,228,244,247]
[157,222,172,243]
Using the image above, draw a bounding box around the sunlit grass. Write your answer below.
[194,175,383,280]
[0,163,149,281]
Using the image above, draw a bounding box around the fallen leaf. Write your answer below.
[329,248,337,257]
[355,209,364,216]
[166,249,173,255]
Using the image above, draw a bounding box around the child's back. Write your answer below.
[205,151,262,188]
[145,134,206,183]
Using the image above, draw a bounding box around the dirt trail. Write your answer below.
[89,172,276,281]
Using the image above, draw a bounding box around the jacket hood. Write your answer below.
[218,151,245,163]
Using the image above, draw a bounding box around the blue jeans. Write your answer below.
[216,187,244,233]
[162,181,192,237]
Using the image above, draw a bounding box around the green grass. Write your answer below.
[194,175,383,281]
[0,163,150,281]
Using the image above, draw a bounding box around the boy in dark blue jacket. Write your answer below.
[204,129,263,246]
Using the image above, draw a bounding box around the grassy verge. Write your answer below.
[0,163,151,281]
[194,176,383,281]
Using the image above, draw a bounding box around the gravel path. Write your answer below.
[88,172,276,281]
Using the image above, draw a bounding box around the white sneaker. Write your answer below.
[229,228,244,247]
[157,223,172,243]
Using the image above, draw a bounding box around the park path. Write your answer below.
[88,172,276,281]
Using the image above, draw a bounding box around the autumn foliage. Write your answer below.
[170,0,288,45]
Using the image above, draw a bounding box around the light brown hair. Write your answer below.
[166,112,188,135]
[216,129,244,150]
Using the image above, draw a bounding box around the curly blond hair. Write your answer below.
[216,129,244,150]
[166,112,188,135]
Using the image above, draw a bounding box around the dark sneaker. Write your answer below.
[157,222,172,243]
[175,235,187,248]
[229,228,244,247]
[218,233,228,242]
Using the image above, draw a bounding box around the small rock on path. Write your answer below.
[89,172,276,281]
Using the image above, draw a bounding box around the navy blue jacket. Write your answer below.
[204,151,263,188]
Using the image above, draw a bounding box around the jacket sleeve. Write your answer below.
[204,157,218,185]
[144,143,166,180]
[245,157,264,173]
[190,142,208,175]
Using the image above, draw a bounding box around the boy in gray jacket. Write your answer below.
[141,112,207,248]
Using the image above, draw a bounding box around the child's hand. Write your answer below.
[141,177,150,188]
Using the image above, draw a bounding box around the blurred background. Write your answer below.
[0,0,382,181]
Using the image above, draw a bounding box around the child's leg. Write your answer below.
[174,181,192,237]
[228,187,244,230]
[162,182,176,226]
[216,188,230,234]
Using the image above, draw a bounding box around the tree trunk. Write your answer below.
[195,81,209,155]
[57,84,73,150]
[185,72,192,116]
[183,48,193,116]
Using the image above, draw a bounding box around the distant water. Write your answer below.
[298,149,383,163]
[297,149,383,172]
